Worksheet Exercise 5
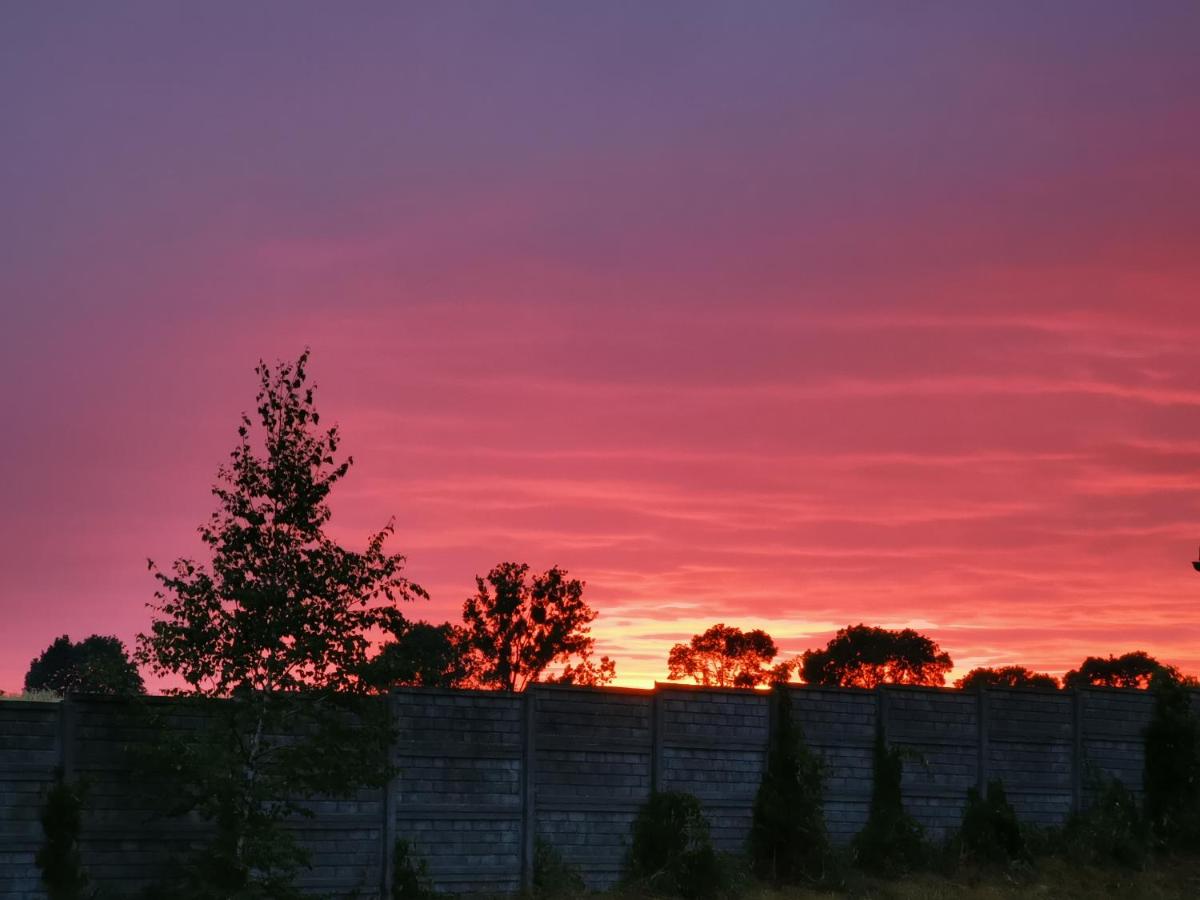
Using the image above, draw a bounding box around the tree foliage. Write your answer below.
[533,837,585,898]
[749,685,829,883]
[36,773,88,900]
[1063,776,1150,869]
[1143,668,1200,849]
[458,562,614,691]
[955,666,1058,691]
[25,634,145,697]
[851,725,925,875]
[136,351,424,895]
[627,791,723,898]
[391,839,434,900]
[800,624,952,688]
[363,620,469,690]
[1063,651,1184,690]
[667,624,786,689]
[955,780,1028,866]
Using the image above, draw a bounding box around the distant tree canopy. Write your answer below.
[458,562,615,692]
[800,624,952,688]
[25,634,145,696]
[1063,651,1183,690]
[955,666,1058,691]
[667,624,789,688]
[363,619,469,690]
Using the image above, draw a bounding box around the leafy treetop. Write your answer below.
[25,635,145,697]
[1063,651,1189,690]
[955,665,1058,691]
[362,619,469,690]
[138,349,426,698]
[458,562,615,692]
[800,623,952,688]
[667,624,789,688]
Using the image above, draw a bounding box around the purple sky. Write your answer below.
[3,2,1200,690]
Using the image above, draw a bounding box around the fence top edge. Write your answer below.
[0,699,62,709]
[529,683,655,696]
[653,682,775,696]
[13,683,1186,710]
[389,686,522,699]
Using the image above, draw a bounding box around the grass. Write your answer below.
[595,856,1200,900]
[735,855,1200,899]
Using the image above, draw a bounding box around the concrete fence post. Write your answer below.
[520,689,537,892]
[380,693,397,898]
[56,694,76,780]
[977,688,989,793]
[766,685,778,747]
[649,689,661,793]
[1071,689,1084,812]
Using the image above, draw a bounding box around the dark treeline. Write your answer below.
[661,623,1197,692]
[19,625,1196,698]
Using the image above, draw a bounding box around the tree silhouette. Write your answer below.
[363,619,469,690]
[1144,668,1200,848]
[852,723,925,874]
[800,624,952,688]
[137,351,425,893]
[25,634,145,696]
[1063,651,1184,689]
[667,624,786,688]
[955,666,1058,691]
[748,685,829,882]
[459,562,615,691]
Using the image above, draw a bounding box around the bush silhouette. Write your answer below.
[955,780,1028,866]
[627,791,722,898]
[36,773,88,900]
[533,837,585,897]
[1063,777,1151,869]
[391,839,433,900]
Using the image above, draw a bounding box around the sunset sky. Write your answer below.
[3,3,1200,692]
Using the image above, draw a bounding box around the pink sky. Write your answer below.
[2,3,1200,691]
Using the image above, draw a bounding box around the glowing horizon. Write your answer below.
[3,3,1200,694]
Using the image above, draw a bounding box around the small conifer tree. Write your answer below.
[36,773,88,900]
[748,685,830,883]
[851,724,924,875]
[627,791,722,898]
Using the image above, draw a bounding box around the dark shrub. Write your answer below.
[534,837,585,897]
[955,780,1028,866]
[392,839,434,900]
[851,726,925,875]
[1144,669,1200,849]
[36,773,88,900]
[1064,777,1151,869]
[748,685,830,883]
[627,791,723,898]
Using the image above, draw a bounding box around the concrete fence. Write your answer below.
[0,683,1184,898]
